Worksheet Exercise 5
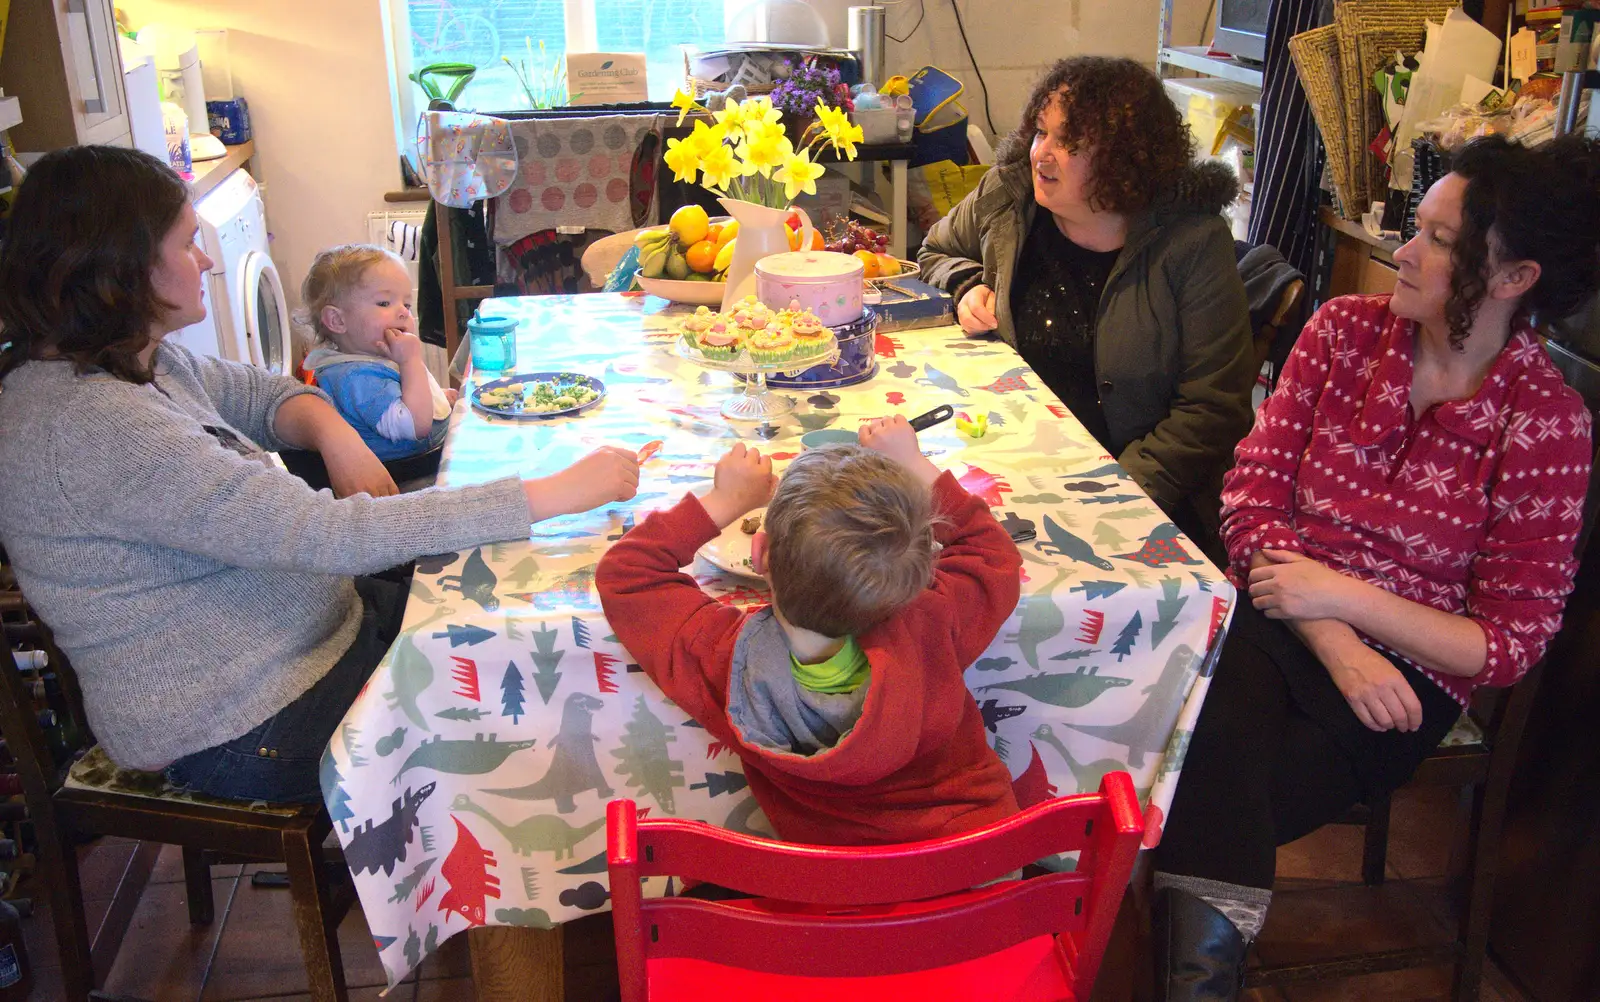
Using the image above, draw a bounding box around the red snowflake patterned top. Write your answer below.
[1221,295,1593,708]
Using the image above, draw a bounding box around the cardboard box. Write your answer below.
[566,53,649,106]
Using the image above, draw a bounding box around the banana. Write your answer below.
[634,228,671,250]
[638,242,670,279]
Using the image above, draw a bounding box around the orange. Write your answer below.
[684,239,718,274]
[706,223,723,246]
[853,249,880,279]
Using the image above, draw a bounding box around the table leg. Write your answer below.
[469,925,563,1002]
[890,159,909,261]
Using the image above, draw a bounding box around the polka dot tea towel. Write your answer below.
[495,115,662,245]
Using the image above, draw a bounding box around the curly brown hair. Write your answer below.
[1441,134,1600,351]
[998,56,1194,216]
[0,146,191,385]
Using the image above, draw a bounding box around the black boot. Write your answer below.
[1153,886,1247,1001]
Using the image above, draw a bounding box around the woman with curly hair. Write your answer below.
[1151,135,1600,1000]
[918,56,1255,518]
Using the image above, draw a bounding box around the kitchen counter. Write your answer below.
[189,139,255,200]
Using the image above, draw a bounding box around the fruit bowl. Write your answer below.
[636,275,727,306]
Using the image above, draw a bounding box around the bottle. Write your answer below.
[0,898,31,1000]
[161,101,193,176]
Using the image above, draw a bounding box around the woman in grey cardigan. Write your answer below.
[0,146,639,802]
[919,57,1255,520]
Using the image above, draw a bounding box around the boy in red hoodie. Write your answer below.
[596,415,1022,846]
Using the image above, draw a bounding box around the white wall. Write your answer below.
[113,0,1214,318]
[119,0,402,321]
[883,0,1214,141]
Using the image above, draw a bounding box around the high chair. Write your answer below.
[606,772,1144,1002]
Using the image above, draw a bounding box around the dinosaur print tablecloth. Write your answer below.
[321,293,1236,989]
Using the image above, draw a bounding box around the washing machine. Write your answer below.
[169,169,292,374]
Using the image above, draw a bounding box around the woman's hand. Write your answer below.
[699,443,777,529]
[1325,642,1425,733]
[957,284,998,335]
[1248,549,1358,621]
[523,446,639,522]
[320,434,399,498]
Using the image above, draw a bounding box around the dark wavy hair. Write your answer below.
[0,146,191,384]
[997,56,1194,215]
[1443,134,1600,350]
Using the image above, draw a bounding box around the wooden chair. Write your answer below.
[0,587,357,1001]
[1255,277,1305,378]
[1246,336,1600,1002]
[606,773,1145,1002]
[434,196,494,363]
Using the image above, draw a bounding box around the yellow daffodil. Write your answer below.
[738,132,793,177]
[814,101,847,134]
[663,135,702,184]
[713,98,749,139]
[774,148,826,200]
[670,88,700,126]
[685,119,729,157]
[742,117,786,147]
[742,96,783,131]
[813,100,864,160]
[699,143,740,191]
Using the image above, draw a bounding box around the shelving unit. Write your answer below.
[1157,44,1264,88]
[1156,0,1264,89]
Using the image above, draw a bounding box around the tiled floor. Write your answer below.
[19,786,1537,1001]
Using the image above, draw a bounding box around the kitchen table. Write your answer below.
[320,292,1235,995]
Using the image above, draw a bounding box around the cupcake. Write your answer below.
[731,296,773,330]
[679,306,716,336]
[696,324,741,361]
[788,310,830,352]
[748,326,796,365]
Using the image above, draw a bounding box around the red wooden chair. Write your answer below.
[606,772,1144,1002]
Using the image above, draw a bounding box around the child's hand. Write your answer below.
[378,328,423,367]
[523,445,640,522]
[700,443,776,529]
[859,415,941,486]
[444,388,459,407]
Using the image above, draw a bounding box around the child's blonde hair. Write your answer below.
[763,445,937,637]
[297,243,403,343]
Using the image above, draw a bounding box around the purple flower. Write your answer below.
[771,58,845,118]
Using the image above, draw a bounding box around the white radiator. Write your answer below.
[367,208,428,298]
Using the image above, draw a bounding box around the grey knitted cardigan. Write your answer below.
[0,343,529,769]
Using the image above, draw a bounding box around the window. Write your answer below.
[392,0,728,118]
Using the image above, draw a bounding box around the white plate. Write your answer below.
[697,508,766,580]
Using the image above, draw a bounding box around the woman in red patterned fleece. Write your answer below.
[1150,134,1600,1000]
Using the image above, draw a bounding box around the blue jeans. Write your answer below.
[164,576,408,803]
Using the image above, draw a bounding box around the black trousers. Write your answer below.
[1154,600,1462,890]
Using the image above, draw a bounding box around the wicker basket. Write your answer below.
[685,75,778,99]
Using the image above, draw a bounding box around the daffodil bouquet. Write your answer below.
[664,91,865,207]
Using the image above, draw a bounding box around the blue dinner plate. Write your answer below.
[471,372,607,420]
